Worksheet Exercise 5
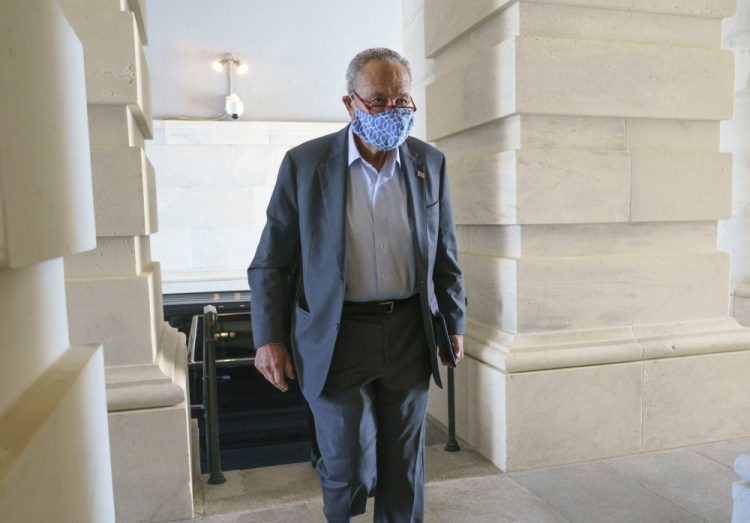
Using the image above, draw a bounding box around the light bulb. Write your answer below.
[237,62,248,74]
[212,60,223,72]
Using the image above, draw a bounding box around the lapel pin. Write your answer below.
[417,170,425,179]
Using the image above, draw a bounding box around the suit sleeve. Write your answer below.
[247,152,300,349]
[434,153,466,335]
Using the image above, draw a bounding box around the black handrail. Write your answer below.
[203,305,226,484]
[444,367,460,452]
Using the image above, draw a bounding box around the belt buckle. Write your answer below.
[379,301,395,314]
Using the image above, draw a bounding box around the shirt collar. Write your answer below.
[347,125,400,171]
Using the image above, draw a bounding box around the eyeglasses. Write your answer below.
[350,90,417,115]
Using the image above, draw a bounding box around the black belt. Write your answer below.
[342,294,419,315]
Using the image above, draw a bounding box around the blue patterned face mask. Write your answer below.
[351,107,415,151]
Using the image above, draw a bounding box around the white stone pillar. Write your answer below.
[0,1,115,521]
[59,0,193,520]
[403,0,434,142]
[720,2,750,325]
[424,0,750,472]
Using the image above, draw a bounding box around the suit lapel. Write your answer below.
[400,141,427,280]
[317,126,349,279]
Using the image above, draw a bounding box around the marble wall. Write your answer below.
[59,0,194,520]
[146,120,345,294]
[0,1,114,521]
[720,1,750,325]
[421,0,750,471]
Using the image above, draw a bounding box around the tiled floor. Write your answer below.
[175,425,748,523]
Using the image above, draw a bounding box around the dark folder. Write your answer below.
[432,312,457,367]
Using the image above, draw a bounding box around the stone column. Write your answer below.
[0,1,115,521]
[424,0,750,471]
[59,1,193,520]
[720,2,750,324]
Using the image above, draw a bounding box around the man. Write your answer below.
[248,47,465,522]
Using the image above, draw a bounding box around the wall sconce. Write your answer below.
[212,53,248,120]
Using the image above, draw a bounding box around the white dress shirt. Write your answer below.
[344,127,416,302]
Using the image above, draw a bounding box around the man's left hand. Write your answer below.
[440,334,464,367]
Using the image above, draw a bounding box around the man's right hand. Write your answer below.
[254,343,295,392]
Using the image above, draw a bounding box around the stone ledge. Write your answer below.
[105,325,187,411]
[465,317,750,372]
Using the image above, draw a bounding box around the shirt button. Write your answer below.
[379,244,384,249]
[334,323,339,330]
[377,213,383,219]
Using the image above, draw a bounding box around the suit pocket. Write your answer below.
[426,199,439,215]
[296,294,311,315]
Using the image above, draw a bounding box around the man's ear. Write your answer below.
[342,95,356,121]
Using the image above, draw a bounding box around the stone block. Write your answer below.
[515,36,734,120]
[516,149,630,224]
[506,361,643,470]
[66,267,160,367]
[425,66,465,141]
[462,253,518,332]
[0,344,114,522]
[631,151,732,222]
[126,0,147,45]
[0,259,70,417]
[403,7,434,86]
[91,146,156,236]
[521,2,722,48]
[108,404,193,522]
[88,104,141,148]
[448,151,514,225]
[463,252,730,332]
[58,0,124,10]
[520,115,626,151]
[517,253,730,331]
[428,36,734,140]
[513,222,718,257]
[425,0,514,56]
[632,0,736,17]
[450,149,631,225]
[463,40,517,131]
[61,7,152,137]
[642,350,750,451]
[627,119,719,152]
[428,349,644,471]
[64,236,151,278]
[0,0,96,269]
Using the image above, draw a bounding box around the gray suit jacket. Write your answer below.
[248,125,465,400]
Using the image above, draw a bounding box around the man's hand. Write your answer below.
[440,334,464,367]
[254,343,295,392]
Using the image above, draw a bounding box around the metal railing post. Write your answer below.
[444,367,460,452]
[203,305,226,484]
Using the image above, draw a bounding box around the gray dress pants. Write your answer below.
[308,297,431,523]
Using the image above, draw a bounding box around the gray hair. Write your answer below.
[345,48,412,92]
